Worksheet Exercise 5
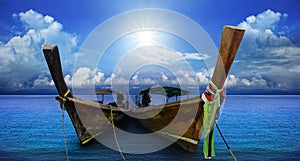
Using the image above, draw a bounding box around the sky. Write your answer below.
[0,0,299,94]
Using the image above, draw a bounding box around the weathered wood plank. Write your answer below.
[211,26,245,89]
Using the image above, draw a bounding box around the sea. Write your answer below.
[0,95,299,161]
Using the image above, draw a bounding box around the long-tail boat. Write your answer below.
[43,26,244,155]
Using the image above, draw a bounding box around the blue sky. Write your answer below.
[0,0,299,94]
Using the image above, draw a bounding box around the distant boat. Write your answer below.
[43,26,244,154]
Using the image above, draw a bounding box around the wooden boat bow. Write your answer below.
[202,26,245,158]
[43,44,97,144]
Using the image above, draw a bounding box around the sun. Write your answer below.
[136,30,155,47]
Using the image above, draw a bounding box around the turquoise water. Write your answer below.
[0,95,299,160]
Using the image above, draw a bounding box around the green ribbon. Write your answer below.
[203,130,215,158]
[203,81,223,158]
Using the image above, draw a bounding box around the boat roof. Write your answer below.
[94,89,124,95]
[137,86,190,98]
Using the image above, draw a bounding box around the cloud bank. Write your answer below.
[0,9,77,92]
[235,9,300,91]
[0,9,299,94]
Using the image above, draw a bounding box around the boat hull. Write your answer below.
[57,97,124,144]
[129,96,204,153]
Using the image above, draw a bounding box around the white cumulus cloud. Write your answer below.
[33,77,54,87]
[225,74,267,88]
[68,67,105,87]
[226,75,239,87]
[0,9,78,91]
[195,68,213,85]
[235,9,300,90]
[239,9,292,49]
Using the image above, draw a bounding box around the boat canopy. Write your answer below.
[137,86,190,98]
[135,86,190,107]
[94,89,127,108]
[94,89,124,95]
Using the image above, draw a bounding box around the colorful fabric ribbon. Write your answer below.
[202,81,226,158]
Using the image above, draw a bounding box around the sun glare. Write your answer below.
[136,30,155,47]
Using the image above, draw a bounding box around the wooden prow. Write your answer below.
[42,44,92,144]
[203,26,245,158]
[43,44,72,98]
[211,26,245,89]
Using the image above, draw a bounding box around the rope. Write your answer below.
[215,123,238,161]
[110,109,126,161]
[61,96,69,161]
[58,90,70,161]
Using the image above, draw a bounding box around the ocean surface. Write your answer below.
[0,95,299,161]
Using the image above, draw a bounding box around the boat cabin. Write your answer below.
[94,89,128,109]
[135,86,190,107]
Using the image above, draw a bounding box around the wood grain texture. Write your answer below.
[211,26,245,89]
